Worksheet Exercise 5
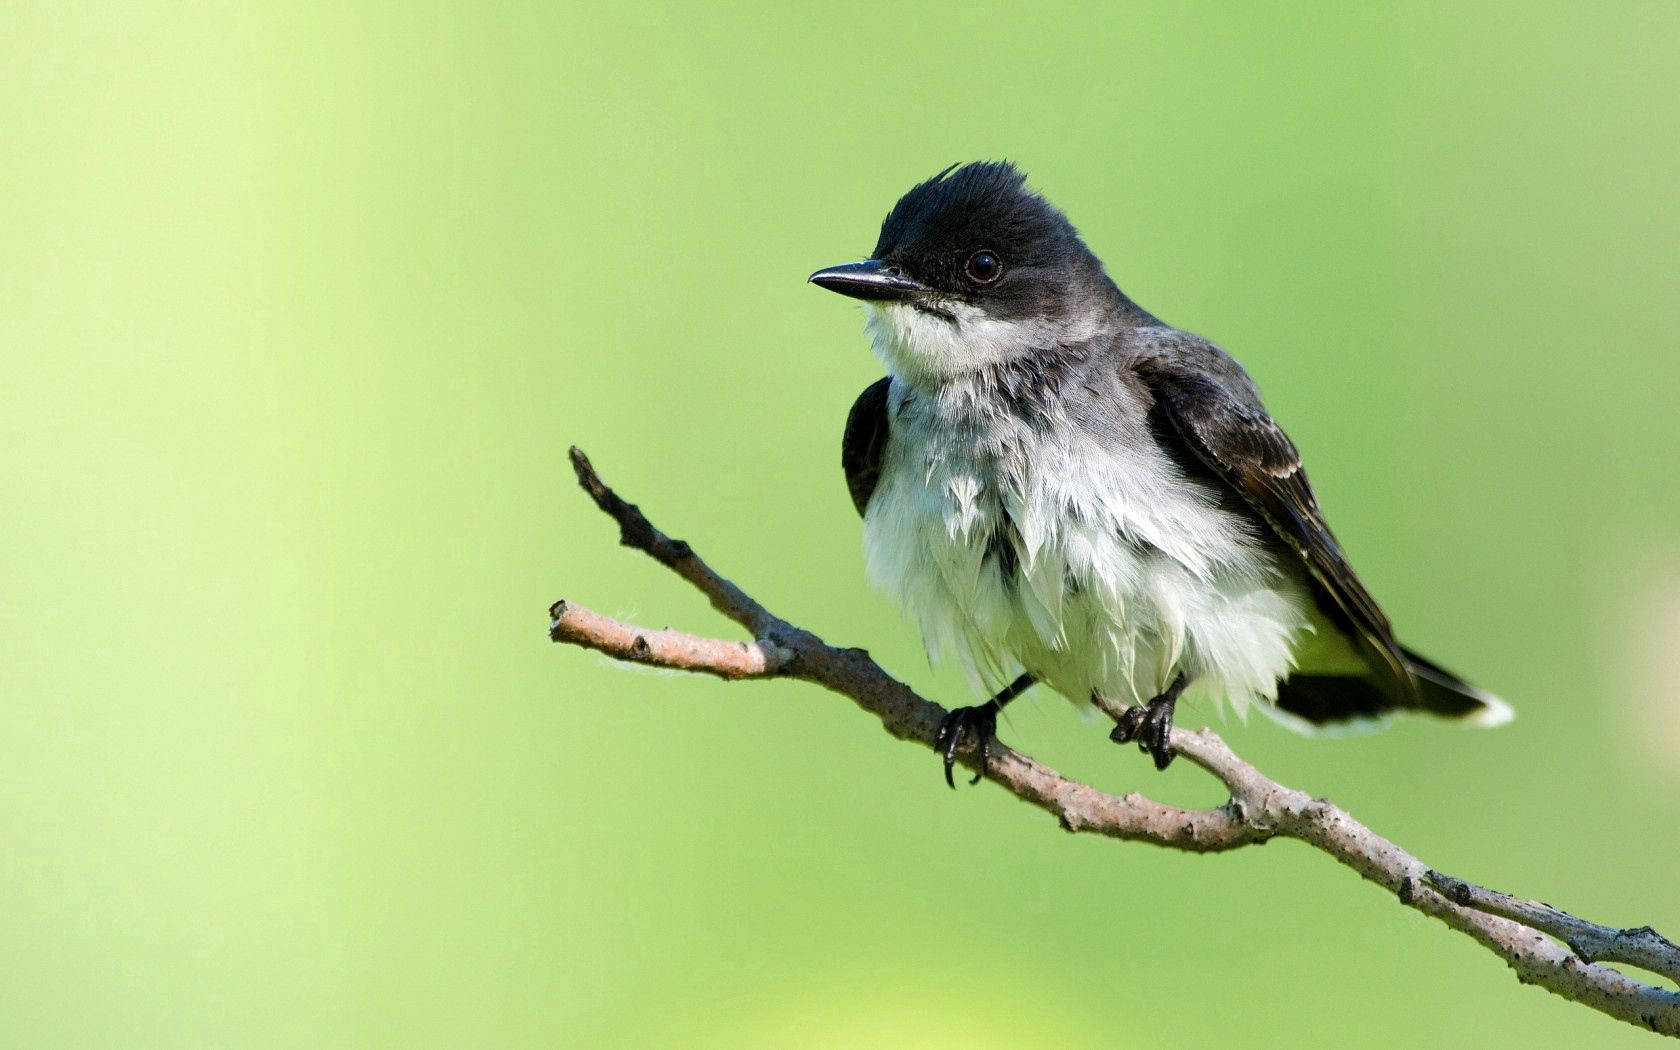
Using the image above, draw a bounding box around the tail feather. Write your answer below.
[1270,647,1512,733]
[1399,646,1515,728]
[1271,675,1391,728]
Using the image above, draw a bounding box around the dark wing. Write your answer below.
[1131,338,1415,698]
[841,377,892,517]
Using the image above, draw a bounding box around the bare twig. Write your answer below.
[549,601,776,678]
[550,446,1680,1038]
[1425,871,1680,984]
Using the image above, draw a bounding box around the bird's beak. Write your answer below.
[808,259,928,303]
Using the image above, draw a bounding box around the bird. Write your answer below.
[808,161,1512,786]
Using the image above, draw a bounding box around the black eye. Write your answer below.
[965,250,1002,284]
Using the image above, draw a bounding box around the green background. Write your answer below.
[5,3,1678,1046]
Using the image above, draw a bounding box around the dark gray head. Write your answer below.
[810,162,1138,384]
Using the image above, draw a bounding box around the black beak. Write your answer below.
[808,259,927,302]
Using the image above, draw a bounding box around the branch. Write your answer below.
[550,447,1680,1038]
[1424,872,1680,984]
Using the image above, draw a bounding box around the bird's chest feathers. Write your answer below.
[866,400,1153,615]
[866,382,1239,602]
[862,380,1302,707]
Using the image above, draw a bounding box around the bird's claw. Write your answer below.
[935,703,1000,788]
[1109,694,1178,770]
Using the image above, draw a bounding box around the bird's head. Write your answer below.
[810,161,1121,385]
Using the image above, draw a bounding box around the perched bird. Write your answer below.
[809,161,1511,785]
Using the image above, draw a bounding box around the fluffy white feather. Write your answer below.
[861,304,1311,720]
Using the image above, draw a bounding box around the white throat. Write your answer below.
[863,302,1043,387]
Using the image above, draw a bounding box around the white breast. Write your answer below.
[862,376,1311,719]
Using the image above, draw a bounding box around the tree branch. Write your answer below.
[1423,871,1680,985]
[550,446,1680,1038]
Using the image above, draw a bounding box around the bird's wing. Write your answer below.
[841,377,892,517]
[1130,336,1414,697]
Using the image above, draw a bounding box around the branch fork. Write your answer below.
[550,446,1679,1037]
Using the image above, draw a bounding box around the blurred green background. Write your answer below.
[4,2,1678,1046]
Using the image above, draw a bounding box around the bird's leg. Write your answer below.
[1109,672,1189,770]
[934,673,1035,789]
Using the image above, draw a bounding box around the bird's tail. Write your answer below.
[1397,646,1514,727]
[1268,646,1513,734]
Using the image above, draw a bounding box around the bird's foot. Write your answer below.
[1110,696,1176,769]
[935,701,1001,789]
[1109,675,1188,770]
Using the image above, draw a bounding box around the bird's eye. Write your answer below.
[965,250,1002,284]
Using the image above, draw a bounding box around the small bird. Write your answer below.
[809,161,1511,785]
